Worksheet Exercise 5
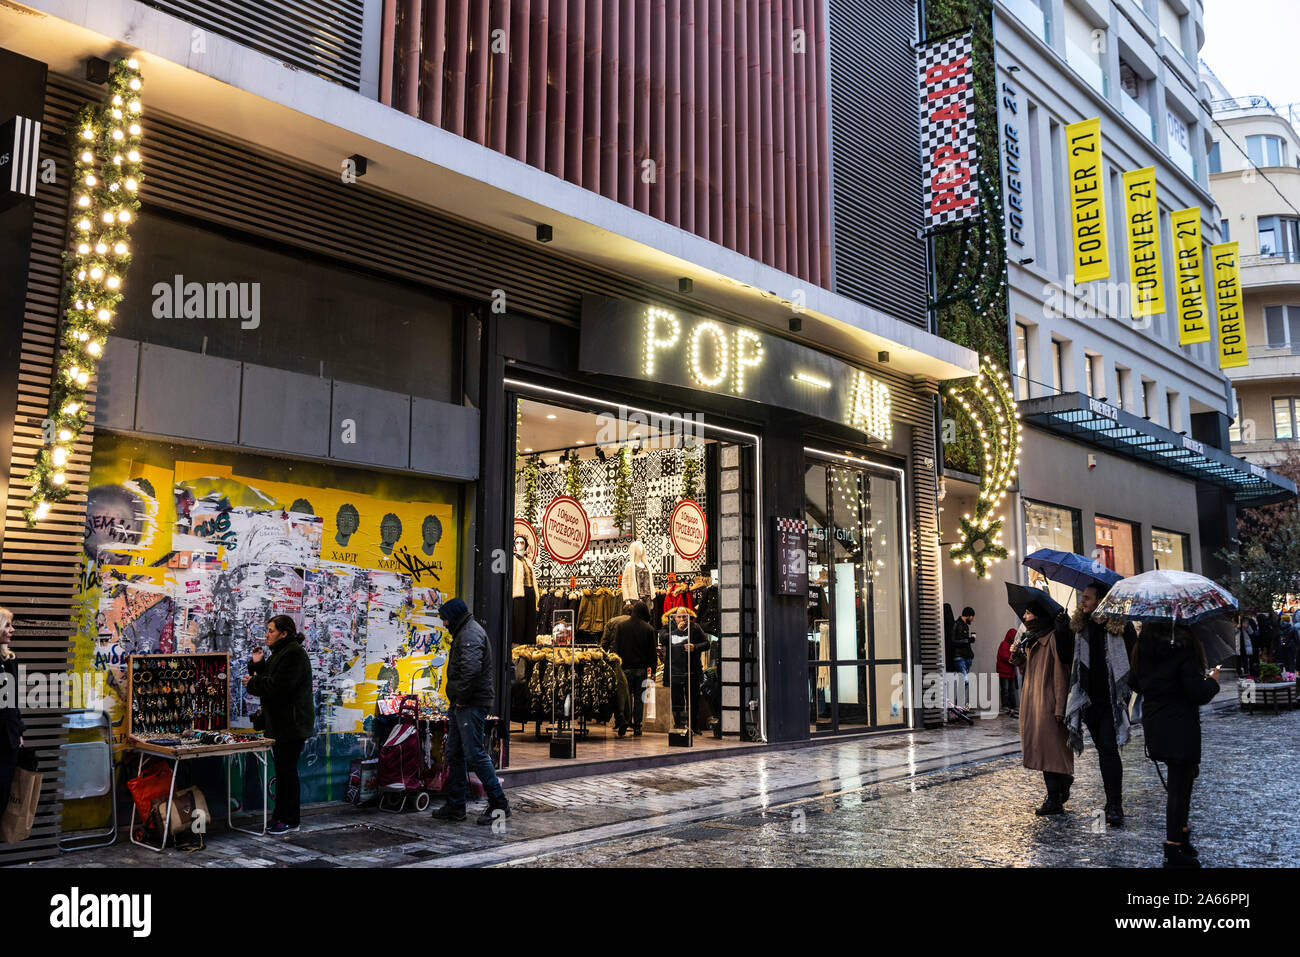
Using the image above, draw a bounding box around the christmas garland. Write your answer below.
[27,57,144,524]
[680,443,700,502]
[565,454,582,502]
[613,446,632,530]
[521,455,540,525]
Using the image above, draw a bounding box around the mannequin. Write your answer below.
[622,540,655,604]
[512,535,538,645]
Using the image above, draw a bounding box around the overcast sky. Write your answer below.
[1199,0,1299,111]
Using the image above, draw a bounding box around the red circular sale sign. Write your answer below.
[670,499,708,561]
[541,496,591,564]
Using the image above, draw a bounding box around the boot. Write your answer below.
[1105,802,1124,827]
[1163,842,1201,868]
[477,795,511,826]
[1182,829,1198,858]
[431,802,466,822]
[1035,792,1065,816]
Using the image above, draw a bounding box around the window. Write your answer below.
[1152,529,1189,571]
[1085,353,1102,398]
[1229,388,1242,442]
[1095,515,1140,576]
[1247,135,1286,168]
[1142,379,1155,418]
[1016,322,1031,400]
[1024,500,1083,608]
[1264,305,1300,348]
[1258,216,1300,259]
[1166,390,1180,431]
[1273,397,1300,440]
[1158,0,1184,54]
[1220,218,1230,242]
[1208,142,1221,174]
[1051,340,1064,393]
[1116,367,1130,410]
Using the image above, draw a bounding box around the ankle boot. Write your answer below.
[1163,842,1201,868]
[1104,802,1124,826]
[476,795,511,826]
[1035,793,1065,816]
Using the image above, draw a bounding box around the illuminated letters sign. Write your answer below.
[580,295,894,442]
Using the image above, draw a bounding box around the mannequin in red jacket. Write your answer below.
[997,628,1020,713]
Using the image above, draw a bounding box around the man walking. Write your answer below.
[952,607,976,706]
[1064,582,1137,827]
[603,600,658,737]
[432,598,510,826]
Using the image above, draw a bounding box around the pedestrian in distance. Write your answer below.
[0,607,24,812]
[603,600,658,737]
[1128,620,1220,868]
[243,614,315,834]
[997,627,1019,715]
[952,606,976,706]
[1009,598,1075,816]
[1064,582,1138,827]
[432,598,511,826]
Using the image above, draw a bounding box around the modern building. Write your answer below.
[938,0,1295,687]
[0,0,976,860]
[1203,72,1300,468]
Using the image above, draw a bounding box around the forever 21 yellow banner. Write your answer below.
[1066,118,1109,283]
[1211,241,1248,369]
[1123,167,1165,318]
[1171,207,1210,345]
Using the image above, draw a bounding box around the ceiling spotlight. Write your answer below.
[546,414,557,420]
[536,223,553,243]
[85,57,111,84]
[878,351,890,364]
[678,277,694,294]
[347,153,369,176]
[575,439,585,444]
[789,316,802,332]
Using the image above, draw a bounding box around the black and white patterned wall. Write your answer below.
[516,446,710,586]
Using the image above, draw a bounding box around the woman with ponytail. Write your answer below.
[242,614,314,834]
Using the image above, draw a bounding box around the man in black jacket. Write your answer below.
[433,598,510,826]
[603,601,658,737]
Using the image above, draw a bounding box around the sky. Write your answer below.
[1199,0,1300,113]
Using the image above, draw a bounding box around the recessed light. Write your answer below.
[576,440,585,444]
[524,448,533,453]
[546,414,557,420]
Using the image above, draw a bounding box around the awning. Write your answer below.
[1018,392,1297,507]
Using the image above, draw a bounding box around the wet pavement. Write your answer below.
[28,681,1285,869]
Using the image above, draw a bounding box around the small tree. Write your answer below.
[1218,507,1300,613]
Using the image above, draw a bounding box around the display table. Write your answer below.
[127,736,275,852]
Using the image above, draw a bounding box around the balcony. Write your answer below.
[1003,0,1050,43]
[1225,345,1300,383]
[1121,91,1156,142]
[1066,38,1108,97]
[1168,137,1197,181]
[1240,252,1300,291]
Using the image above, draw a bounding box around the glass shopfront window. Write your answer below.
[1095,515,1139,576]
[1152,528,1190,571]
[1023,500,1082,608]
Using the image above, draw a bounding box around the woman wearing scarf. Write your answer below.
[1009,592,1075,816]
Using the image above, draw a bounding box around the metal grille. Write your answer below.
[826,0,928,326]
[137,0,366,90]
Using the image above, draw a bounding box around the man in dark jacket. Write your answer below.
[603,601,658,737]
[951,607,975,704]
[244,614,315,834]
[433,598,509,826]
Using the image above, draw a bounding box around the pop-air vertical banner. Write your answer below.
[1211,241,1248,368]
[918,32,978,231]
[1066,118,1109,283]
[1122,167,1166,318]
[1171,207,1210,344]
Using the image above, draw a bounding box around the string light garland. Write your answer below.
[27,57,144,525]
[946,355,1022,577]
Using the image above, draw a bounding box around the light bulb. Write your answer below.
[112,129,124,141]
[63,402,80,415]
[80,151,93,163]
[108,183,120,192]
[112,95,123,106]
[112,155,122,166]
[51,471,66,486]
[102,212,114,224]
[105,276,120,290]
[127,58,139,69]
[76,371,89,386]
[77,195,91,208]
[127,150,140,162]
[76,270,87,281]
[118,211,131,223]
[114,242,127,255]
[128,123,141,136]
[125,178,138,191]
[129,77,141,90]
[87,341,102,356]
[111,109,123,120]
[89,266,103,280]
[81,128,94,140]
[77,243,90,255]
[52,448,67,466]
[58,429,72,441]
[33,502,49,520]
[95,242,107,254]
[96,308,111,322]
[129,100,141,113]
[77,219,91,231]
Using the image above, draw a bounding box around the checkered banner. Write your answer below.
[776,517,807,535]
[918,32,979,232]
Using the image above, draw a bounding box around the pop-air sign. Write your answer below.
[579,295,893,442]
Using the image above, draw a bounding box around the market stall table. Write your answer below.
[127,735,276,852]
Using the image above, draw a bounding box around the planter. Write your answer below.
[1239,680,1297,714]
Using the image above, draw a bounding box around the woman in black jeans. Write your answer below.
[1130,620,1220,868]
[242,615,315,835]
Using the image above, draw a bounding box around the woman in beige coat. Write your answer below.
[1012,602,1076,816]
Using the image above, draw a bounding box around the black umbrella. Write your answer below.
[1005,582,1064,624]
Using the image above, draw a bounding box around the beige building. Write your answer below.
[1205,72,1300,466]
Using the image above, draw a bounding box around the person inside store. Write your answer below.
[242,614,315,835]
[1277,613,1299,673]
[0,607,24,813]
[1238,612,1261,678]
[1063,581,1138,827]
[1009,598,1074,816]
[952,606,976,705]
[432,598,510,826]
[1128,621,1221,868]
[996,627,1019,716]
[660,607,708,731]
[603,600,658,737]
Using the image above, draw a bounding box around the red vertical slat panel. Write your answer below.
[583,0,604,188]
[812,0,830,286]
[680,0,696,233]
[380,0,398,106]
[759,0,775,265]
[420,0,448,125]
[565,0,586,183]
[650,0,667,220]
[528,1,550,168]
[708,0,724,244]
[694,0,710,238]
[721,0,737,251]
[507,0,532,160]
[488,0,511,151]
[781,0,800,278]
[746,0,763,257]
[445,0,469,135]
[665,0,681,225]
[793,0,812,283]
[398,0,423,116]
[617,0,636,205]
[467,0,491,144]
[634,0,651,213]
[769,0,787,272]
[600,0,620,199]
[732,0,749,256]
[546,0,568,177]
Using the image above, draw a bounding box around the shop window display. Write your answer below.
[1152,528,1189,571]
[1094,515,1139,577]
[1023,500,1083,609]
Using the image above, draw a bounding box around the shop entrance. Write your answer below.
[804,452,909,734]
[505,385,762,767]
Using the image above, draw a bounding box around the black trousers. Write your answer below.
[0,746,16,814]
[999,676,1018,710]
[1084,703,1124,806]
[272,738,306,826]
[1043,770,1074,800]
[1165,761,1198,843]
[670,679,700,727]
[623,668,648,731]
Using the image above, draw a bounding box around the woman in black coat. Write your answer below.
[0,607,24,810]
[1129,620,1220,868]
[242,615,315,835]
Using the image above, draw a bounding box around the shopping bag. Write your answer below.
[1,765,42,843]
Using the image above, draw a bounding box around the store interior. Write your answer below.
[508,397,753,768]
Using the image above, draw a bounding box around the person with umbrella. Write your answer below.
[1094,570,1234,867]
[1006,583,1075,816]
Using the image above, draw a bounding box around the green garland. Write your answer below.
[680,444,700,502]
[565,454,582,502]
[613,446,632,530]
[27,57,144,524]
[521,456,540,524]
